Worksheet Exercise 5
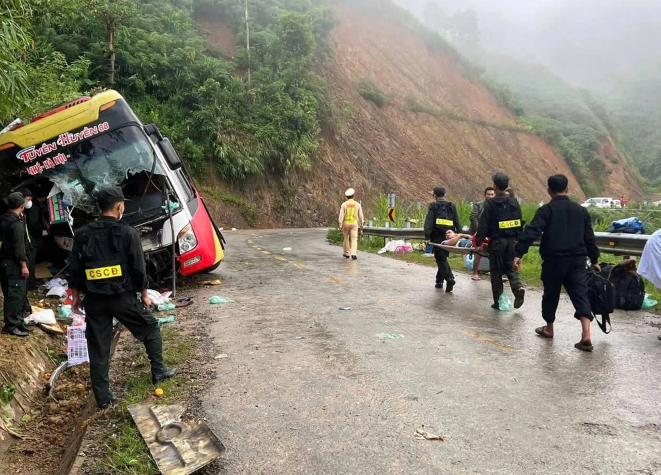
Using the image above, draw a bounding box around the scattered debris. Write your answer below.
[128,403,225,475]
[176,300,194,308]
[202,280,222,286]
[339,307,352,311]
[157,303,177,312]
[295,337,304,340]
[209,296,234,304]
[38,323,64,335]
[376,333,405,339]
[46,361,69,401]
[213,354,228,360]
[154,388,164,397]
[25,309,56,325]
[414,428,445,441]
[283,247,292,251]
[157,316,175,327]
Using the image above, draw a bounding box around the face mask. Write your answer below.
[24,200,33,209]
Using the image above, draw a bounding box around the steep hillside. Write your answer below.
[473,54,645,199]
[204,3,599,227]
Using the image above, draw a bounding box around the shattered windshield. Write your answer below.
[42,126,163,213]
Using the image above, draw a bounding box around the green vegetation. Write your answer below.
[604,80,661,191]
[1,0,335,183]
[356,78,388,108]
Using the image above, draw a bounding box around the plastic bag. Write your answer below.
[209,296,235,304]
[25,309,56,325]
[394,244,414,255]
[58,306,72,318]
[642,294,658,309]
[157,316,175,327]
[498,293,511,312]
[157,303,176,312]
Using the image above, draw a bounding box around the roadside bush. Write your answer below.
[357,78,388,108]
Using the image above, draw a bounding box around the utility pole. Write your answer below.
[245,0,251,88]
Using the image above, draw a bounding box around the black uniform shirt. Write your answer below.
[24,203,46,242]
[515,195,600,262]
[0,211,29,263]
[476,193,522,244]
[69,216,148,293]
[424,198,462,242]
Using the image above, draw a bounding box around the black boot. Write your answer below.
[445,280,455,293]
[2,326,28,337]
[152,368,177,385]
[514,288,526,309]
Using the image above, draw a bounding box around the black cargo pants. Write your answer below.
[541,257,593,324]
[84,292,167,407]
[433,246,455,285]
[488,238,523,304]
[0,259,27,330]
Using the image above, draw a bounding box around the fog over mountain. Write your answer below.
[396,0,661,89]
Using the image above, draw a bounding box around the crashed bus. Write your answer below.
[0,90,224,285]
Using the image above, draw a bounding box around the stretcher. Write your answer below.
[429,242,489,257]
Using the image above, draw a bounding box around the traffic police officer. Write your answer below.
[0,192,31,337]
[424,186,462,292]
[476,173,526,309]
[70,187,175,409]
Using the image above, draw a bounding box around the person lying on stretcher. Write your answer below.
[442,229,473,248]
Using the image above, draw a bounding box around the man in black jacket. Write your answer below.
[70,187,176,408]
[513,174,601,351]
[424,186,461,292]
[0,193,31,337]
[476,173,525,310]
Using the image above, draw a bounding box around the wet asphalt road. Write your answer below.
[201,229,661,475]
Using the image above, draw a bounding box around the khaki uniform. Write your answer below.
[338,199,364,256]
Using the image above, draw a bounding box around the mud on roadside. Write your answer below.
[0,273,227,475]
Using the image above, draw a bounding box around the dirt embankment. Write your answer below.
[198,4,642,229]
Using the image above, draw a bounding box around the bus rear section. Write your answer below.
[0,90,224,285]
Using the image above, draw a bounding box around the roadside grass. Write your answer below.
[98,326,193,475]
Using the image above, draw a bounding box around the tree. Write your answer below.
[88,0,137,85]
[0,0,32,123]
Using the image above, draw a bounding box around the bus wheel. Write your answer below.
[201,261,222,274]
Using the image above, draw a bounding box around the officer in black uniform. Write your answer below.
[20,188,46,290]
[424,186,462,292]
[69,187,176,409]
[476,173,526,309]
[514,174,601,351]
[0,193,31,337]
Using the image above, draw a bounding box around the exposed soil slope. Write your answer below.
[199,4,641,228]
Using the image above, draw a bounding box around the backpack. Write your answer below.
[587,272,616,334]
[609,260,645,310]
[491,198,522,237]
[433,201,455,237]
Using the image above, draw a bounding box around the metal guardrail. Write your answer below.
[362,226,649,257]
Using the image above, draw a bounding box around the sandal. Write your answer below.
[471,276,481,281]
[535,327,553,339]
[574,341,594,352]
